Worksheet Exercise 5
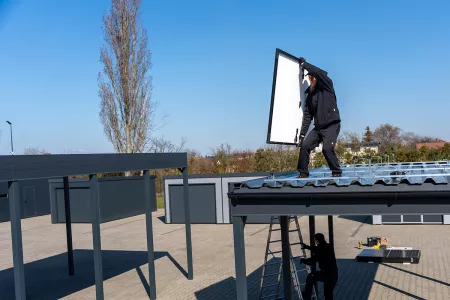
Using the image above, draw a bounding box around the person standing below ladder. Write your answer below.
[300,233,339,300]
[296,57,342,178]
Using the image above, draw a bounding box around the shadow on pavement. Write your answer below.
[0,249,184,300]
[338,215,372,224]
[195,258,381,300]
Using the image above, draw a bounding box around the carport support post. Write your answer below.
[144,170,157,300]
[309,216,316,274]
[280,216,292,300]
[328,215,334,248]
[9,181,26,300]
[90,174,104,300]
[181,167,194,280]
[309,216,318,295]
[233,216,247,300]
[63,176,75,276]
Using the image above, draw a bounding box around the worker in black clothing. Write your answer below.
[296,57,342,178]
[300,233,339,300]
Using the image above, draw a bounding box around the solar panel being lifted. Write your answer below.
[236,161,450,189]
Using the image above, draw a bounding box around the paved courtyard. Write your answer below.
[1,211,450,299]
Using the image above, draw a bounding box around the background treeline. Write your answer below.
[23,123,450,195]
[152,123,449,193]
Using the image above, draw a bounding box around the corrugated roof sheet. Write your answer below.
[239,161,450,188]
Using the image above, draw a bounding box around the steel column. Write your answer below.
[309,216,318,295]
[63,176,74,276]
[144,170,157,300]
[9,181,26,300]
[90,174,104,300]
[309,216,316,275]
[280,216,292,300]
[182,167,194,280]
[233,216,247,300]
[328,215,334,248]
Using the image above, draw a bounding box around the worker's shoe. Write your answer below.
[331,172,342,177]
[298,172,309,178]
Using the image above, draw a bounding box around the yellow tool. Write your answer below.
[358,241,363,249]
[373,241,381,249]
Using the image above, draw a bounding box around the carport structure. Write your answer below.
[0,153,193,300]
[228,161,450,300]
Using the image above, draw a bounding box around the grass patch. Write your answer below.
[157,194,164,209]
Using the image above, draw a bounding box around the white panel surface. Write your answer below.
[267,49,310,145]
[444,215,450,224]
[372,215,382,225]
[221,176,266,224]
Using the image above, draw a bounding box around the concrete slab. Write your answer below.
[1,212,449,299]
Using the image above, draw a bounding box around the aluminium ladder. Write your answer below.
[259,216,318,300]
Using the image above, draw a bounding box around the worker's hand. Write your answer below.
[296,135,305,148]
[298,57,306,65]
[300,242,306,249]
[300,258,305,264]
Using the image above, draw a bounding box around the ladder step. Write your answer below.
[269,250,282,254]
[269,241,303,246]
[262,283,279,288]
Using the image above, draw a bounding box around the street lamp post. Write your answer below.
[6,121,14,155]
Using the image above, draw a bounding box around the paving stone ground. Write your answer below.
[1,211,449,299]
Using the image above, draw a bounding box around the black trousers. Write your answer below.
[297,122,341,175]
[303,271,338,300]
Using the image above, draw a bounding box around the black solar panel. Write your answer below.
[357,249,421,264]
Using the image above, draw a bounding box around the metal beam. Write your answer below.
[309,216,316,273]
[9,181,26,300]
[63,176,74,276]
[182,167,194,280]
[230,201,450,216]
[309,216,318,295]
[90,174,104,300]
[233,216,247,300]
[280,216,292,300]
[144,170,157,300]
[328,215,334,248]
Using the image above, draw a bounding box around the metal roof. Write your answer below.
[238,161,450,189]
[0,153,188,182]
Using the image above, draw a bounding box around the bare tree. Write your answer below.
[338,132,361,152]
[98,0,154,154]
[402,132,441,149]
[373,124,402,151]
[148,136,187,153]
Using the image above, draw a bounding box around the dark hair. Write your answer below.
[314,233,326,244]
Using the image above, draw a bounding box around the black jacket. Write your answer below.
[303,242,338,276]
[300,62,341,136]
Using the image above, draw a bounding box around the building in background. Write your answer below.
[416,141,448,150]
[342,142,380,155]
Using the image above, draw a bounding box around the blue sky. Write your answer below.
[1,0,449,155]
